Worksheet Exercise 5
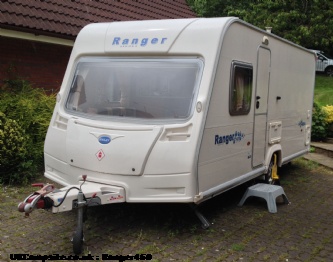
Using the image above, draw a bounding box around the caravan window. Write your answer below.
[229,62,253,115]
[65,57,203,123]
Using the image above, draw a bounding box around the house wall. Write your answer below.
[0,37,72,93]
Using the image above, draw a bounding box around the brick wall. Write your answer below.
[0,37,72,93]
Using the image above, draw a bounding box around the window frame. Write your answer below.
[229,61,253,116]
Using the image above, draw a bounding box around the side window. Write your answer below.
[229,62,253,115]
[318,54,326,61]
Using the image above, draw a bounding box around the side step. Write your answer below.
[238,183,290,213]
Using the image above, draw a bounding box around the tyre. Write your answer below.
[325,67,333,77]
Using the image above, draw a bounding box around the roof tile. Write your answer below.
[0,0,196,38]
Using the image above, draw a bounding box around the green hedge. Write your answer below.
[0,80,55,184]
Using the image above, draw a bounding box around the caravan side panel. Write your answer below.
[197,21,315,199]
[267,38,315,163]
[198,22,260,194]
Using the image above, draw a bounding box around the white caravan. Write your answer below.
[18,17,315,254]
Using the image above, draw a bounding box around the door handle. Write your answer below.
[256,96,261,100]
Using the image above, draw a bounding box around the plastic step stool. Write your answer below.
[238,183,290,213]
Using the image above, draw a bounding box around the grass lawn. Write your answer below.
[314,75,333,106]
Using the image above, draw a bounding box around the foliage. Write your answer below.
[0,112,34,184]
[0,79,55,184]
[322,105,333,124]
[311,102,329,141]
[187,0,333,55]
[0,112,27,166]
[322,105,333,137]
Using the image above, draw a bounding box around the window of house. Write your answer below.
[229,62,253,115]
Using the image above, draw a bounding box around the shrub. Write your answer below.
[322,105,333,124]
[311,102,329,141]
[0,79,55,184]
[322,105,333,137]
[0,112,33,184]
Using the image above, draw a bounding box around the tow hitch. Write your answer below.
[17,175,125,254]
[18,183,55,216]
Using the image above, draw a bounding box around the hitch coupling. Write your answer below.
[18,183,55,216]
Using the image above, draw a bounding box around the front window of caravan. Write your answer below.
[65,58,203,122]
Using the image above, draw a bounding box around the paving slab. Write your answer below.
[303,152,333,169]
[311,142,333,151]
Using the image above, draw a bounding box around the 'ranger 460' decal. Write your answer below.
[215,131,245,145]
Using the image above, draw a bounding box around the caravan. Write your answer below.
[18,17,315,253]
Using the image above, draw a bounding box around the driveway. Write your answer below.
[1,158,333,261]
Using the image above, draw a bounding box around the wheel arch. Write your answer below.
[265,144,282,171]
[325,65,333,76]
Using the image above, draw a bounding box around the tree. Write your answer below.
[187,0,333,55]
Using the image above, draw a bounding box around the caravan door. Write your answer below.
[252,47,271,167]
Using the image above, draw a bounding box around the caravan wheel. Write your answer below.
[265,154,280,185]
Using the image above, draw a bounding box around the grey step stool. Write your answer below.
[238,183,290,213]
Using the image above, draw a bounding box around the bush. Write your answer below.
[311,102,329,141]
[322,105,333,137]
[0,79,55,184]
[322,105,333,124]
[0,113,34,184]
